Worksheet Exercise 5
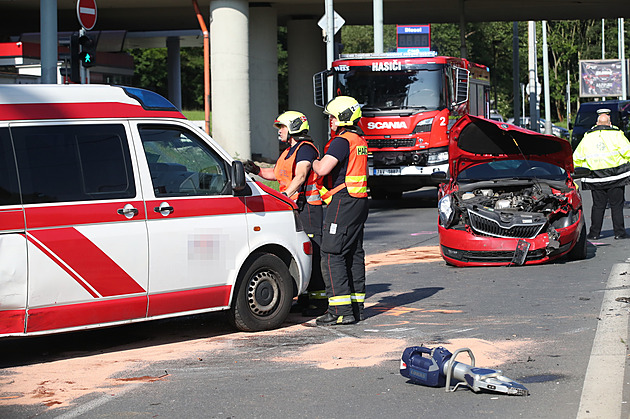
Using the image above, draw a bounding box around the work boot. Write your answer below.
[315,312,357,326]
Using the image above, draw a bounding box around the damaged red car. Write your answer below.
[435,115,589,267]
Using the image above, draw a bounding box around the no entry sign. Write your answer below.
[77,0,97,31]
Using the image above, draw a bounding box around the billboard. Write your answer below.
[579,59,628,98]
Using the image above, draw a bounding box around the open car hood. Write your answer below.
[448,115,574,177]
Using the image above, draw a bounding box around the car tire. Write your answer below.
[229,253,293,332]
[567,224,587,261]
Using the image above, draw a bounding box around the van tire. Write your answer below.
[229,253,293,332]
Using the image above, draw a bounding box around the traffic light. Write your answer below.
[78,33,96,68]
[69,33,80,83]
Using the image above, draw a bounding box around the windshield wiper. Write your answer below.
[361,106,381,111]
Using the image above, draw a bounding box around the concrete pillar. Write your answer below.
[40,0,58,84]
[287,18,327,150]
[167,36,182,110]
[249,4,278,162]
[210,0,250,159]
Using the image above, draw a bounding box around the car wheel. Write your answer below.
[229,253,293,332]
[567,224,587,261]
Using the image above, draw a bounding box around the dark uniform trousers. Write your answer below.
[590,186,626,237]
[298,203,325,297]
[320,188,369,318]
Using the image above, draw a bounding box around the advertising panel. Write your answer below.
[579,59,628,97]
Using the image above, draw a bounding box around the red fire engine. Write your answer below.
[314,51,490,199]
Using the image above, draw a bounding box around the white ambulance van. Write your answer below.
[0,84,312,336]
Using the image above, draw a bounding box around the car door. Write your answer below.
[0,127,27,335]
[131,122,249,317]
[10,122,149,334]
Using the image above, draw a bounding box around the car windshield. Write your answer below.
[334,64,447,111]
[457,160,567,182]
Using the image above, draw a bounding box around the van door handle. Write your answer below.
[154,202,174,216]
[117,204,139,219]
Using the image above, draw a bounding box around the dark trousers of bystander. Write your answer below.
[590,186,626,237]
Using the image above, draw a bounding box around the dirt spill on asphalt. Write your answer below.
[366,246,442,269]
[271,336,532,370]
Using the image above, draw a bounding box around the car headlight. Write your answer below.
[412,118,434,134]
[438,194,455,227]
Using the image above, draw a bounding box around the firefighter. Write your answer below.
[312,96,369,326]
[573,109,630,240]
[244,111,327,316]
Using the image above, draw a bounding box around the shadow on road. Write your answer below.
[0,311,235,369]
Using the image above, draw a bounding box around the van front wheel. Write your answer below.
[229,253,293,332]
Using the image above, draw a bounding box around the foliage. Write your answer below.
[128,47,205,110]
[128,20,629,125]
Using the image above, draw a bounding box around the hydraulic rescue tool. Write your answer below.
[400,346,529,396]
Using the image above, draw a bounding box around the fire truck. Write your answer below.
[313,51,490,199]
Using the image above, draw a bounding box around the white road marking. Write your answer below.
[576,263,630,419]
[54,383,140,419]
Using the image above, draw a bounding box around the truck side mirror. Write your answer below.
[452,67,470,108]
[313,70,330,108]
[231,160,246,192]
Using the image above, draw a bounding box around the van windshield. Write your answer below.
[575,107,621,128]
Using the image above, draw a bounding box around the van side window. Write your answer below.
[0,128,21,206]
[12,125,135,204]
[139,125,228,197]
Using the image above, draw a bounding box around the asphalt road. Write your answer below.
[1,188,629,419]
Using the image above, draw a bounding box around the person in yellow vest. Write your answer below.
[312,96,369,326]
[574,109,630,240]
[244,111,327,316]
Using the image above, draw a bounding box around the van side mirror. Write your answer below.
[231,160,246,192]
[431,171,449,183]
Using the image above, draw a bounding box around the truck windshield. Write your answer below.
[335,65,446,111]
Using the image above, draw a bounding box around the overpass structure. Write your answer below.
[1,0,629,160]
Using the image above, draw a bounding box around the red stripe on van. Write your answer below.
[245,194,295,213]
[25,201,146,229]
[0,103,186,121]
[147,285,231,317]
[25,296,147,333]
[26,234,100,298]
[0,310,26,334]
[28,228,146,297]
[145,196,246,220]
[0,208,25,231]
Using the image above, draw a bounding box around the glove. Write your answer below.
[244,159,261,175]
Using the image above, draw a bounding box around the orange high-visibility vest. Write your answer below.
[320,130,368,204]
[274,141,322,205]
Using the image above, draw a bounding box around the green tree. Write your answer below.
[128,47,205,110]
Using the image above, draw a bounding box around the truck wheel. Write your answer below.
[229,253,293,331]
[567,224,587,261]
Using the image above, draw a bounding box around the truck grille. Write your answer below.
[368,138,415,148]
[467,209,546,239]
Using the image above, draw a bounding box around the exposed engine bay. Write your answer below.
[449,181,575,243]
[457,182,568,214]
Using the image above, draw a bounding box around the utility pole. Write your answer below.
[528,21,538,132]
